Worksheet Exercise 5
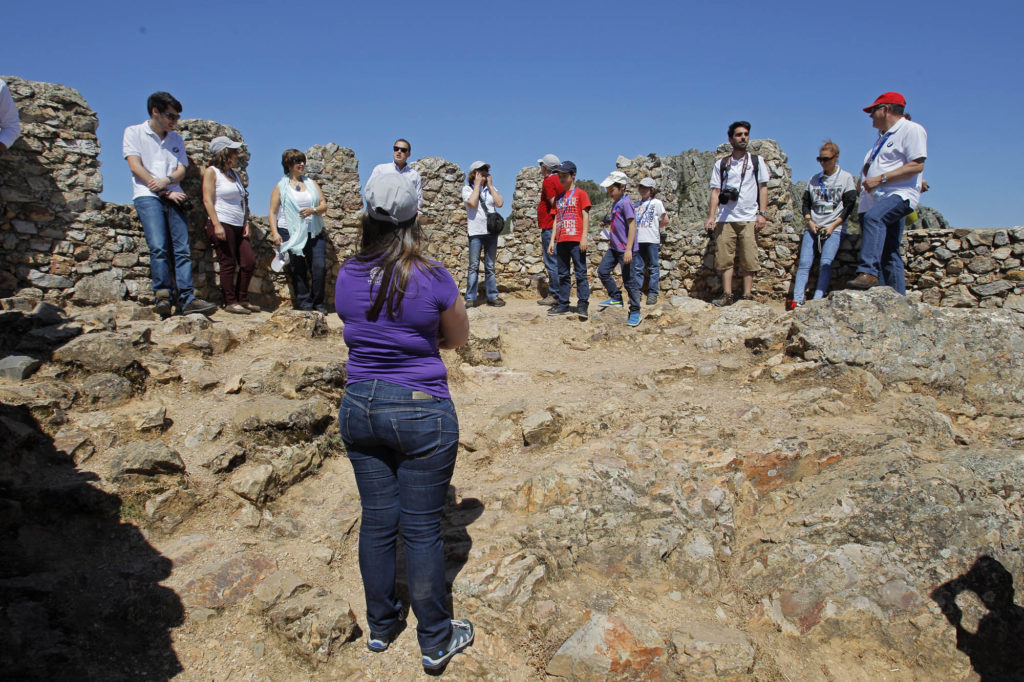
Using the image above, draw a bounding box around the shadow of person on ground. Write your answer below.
[0,402,184,679]
[931,555,1024,682]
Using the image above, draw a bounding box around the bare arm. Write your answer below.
[202,168,225,239]
[487,177,504,208]
[579,207,590,252]
[705,188,721,230]
[438,296,469,349]
[755,183,768,230]
[269,185,282,245]
[465,177,483,209]
[624,217,637,264]
[308,180,327,217]
[659,213,669,228]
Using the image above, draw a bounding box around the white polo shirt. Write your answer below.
[122,121,189,200]
[859,117,927,212]
[368,162,423,207]
[0,79,21,149]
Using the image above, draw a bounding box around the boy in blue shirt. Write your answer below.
[596,171,642,326]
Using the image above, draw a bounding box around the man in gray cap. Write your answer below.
[536,153,562,305]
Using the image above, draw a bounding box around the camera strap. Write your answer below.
[719,154,762,208]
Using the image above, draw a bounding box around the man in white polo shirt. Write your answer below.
[367,138,423,209]
[849,92,927,294]
[123,91,216,318]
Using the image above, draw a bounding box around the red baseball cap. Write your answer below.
[863,92,906,113]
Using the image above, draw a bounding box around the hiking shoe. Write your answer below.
[422,619,474,672]
[848,273,879,289]
[181,298,217,316]
[646,294,658,305]
[242,302,261,312]
[315,304,333,315]
[367,608,408,653]
[576,301,589,321]
[547,304,571,316]
[537,295,557,306]
[711,292,735,307]
[224,303,250,314]
[598,297,623,308]
[627,311,642,327]
[154,289,173,319]
[486,298,506,307]
[785,299,804,311]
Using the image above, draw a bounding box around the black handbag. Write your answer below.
[479,187,505,235]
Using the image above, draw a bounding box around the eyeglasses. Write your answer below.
[816,156,835,162]
[162,110,180,121]
[393,146,410,153]
[869,105,887,114]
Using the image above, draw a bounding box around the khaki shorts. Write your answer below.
[714,221,760,273]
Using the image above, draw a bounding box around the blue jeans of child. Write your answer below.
[857,194,910,295]
[555,241,590,306]
[597,248,641,313]
[133,196,194,308]
[339,379,459,654]
[793,228,843,303]
[466,233,498,302]
[540,228,558,295]
[278,228,326,309]
[636,242,660,297]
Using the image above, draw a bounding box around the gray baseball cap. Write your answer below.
[537,153,560,168]
[638,177,657,188]
[468,160,490,175]
[209,136,243,154]
[365,173,418,225]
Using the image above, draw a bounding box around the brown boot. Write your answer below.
[848,273,879,289]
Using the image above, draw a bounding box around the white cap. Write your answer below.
[639,177,657,188]
[468,160,490,175]
[599,171,630,188]
[537,153,560,168]
[209,136,243,154]
[365,173,419,225]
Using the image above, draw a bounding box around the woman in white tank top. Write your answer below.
[202,136,257,313]
[268,148,329,312]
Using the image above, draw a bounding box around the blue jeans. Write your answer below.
[792,228,843,303]
[554,241,589,306]
[597,248,641,313]
[466,234,498,302]
[339,380,459,654]
[636,242,660,297]
[278,228,326,309]
[540,228,558,295]
[858,195,910,295]
[133,196,194,308]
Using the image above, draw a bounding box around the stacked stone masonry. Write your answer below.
[2,75,1022,310]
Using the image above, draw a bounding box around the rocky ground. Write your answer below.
[2,287,1022,681]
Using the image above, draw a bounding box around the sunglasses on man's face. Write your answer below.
[816,156,835,162]
[394,146,410,153]
[162,110,180,121]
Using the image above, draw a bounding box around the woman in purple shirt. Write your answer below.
[334,173,473,672]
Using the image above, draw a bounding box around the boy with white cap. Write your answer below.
[634,177,668,305]
[597,171,642,326]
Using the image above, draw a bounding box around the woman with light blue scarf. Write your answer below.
[269,149,329,312]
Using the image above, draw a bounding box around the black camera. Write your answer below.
[719,187,739,204]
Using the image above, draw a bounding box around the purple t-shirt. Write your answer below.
[608,196,638,252]
[335,258,459,398]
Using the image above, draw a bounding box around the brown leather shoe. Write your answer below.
[848,273,879,290]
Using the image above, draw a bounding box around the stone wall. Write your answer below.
[2,75,1022,312]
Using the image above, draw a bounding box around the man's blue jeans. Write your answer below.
[635,242,660,297]
[133,196,194,308]
[339,380,459,654]
[466,234,498,303]
[858,194,911,295]
[597,248,641,313]
[793,228,843,303]
[278,228,326,309]
[555,241,589,306]
[540,228,558,295]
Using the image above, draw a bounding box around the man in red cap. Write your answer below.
[848,92,927,293]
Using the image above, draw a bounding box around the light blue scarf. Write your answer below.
[276,176,324,255]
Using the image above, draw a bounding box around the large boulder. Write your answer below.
[53,332,147,377]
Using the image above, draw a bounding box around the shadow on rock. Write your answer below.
[0,402,184,679]
[931,555,1024,682]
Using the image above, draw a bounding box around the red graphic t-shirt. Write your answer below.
[554,187,591,243]
[537,174,563,230]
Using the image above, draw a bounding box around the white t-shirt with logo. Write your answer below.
[462,185,497,237]
[807,168,856,232]
[122,121,189,200]
[858,117,927,213]
[710,153,770,222]
[634,197,666,244]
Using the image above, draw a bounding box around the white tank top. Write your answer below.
[212,167,245,226]
[276,186,313,232]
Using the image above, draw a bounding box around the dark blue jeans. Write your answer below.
[857,194,911,295]
[278,228,326,309]
[339,380,458,654]
[555,241,589,306]
[597,248,641,313]
[540,228,558,294]
[466,233,498,302]
[133,196,194,308]
[636,242,660,297]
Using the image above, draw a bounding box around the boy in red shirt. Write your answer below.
[546,161,591,320]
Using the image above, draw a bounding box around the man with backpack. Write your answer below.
[704,121,769,307]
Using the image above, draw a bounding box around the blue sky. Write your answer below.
[3,0,1020,227]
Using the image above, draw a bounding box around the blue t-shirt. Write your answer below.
[608,195,638,252]
[335,258,459,398]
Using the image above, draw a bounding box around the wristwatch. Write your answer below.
[880,174,888,184]
[757,211,767,218]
